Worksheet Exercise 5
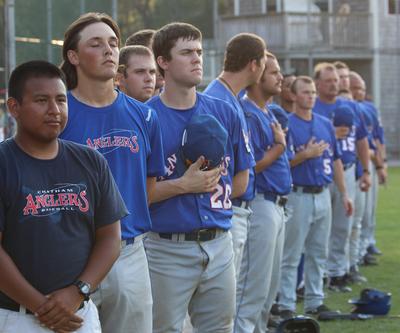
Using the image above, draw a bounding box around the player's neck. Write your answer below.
[247,89,270,110]
[318,93,337,104]
[219,71,248,96]
[295,107,312,121]
[160,80,197,110]
[72,77,117,107]
[14,133,59,160]
[281,100,294,113]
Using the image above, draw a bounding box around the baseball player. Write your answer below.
[349,72,386,265]
[60,13,165,333]
[145,22,253,333]
[204,32,266,277]
[0,60,127,332]
[280,74,296,114]
[313,62,369,292]
[279,76,352,318]
[125,29,165,96]
[116,45,157,102]
[234,52,292,333]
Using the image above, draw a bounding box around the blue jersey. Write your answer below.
[362,100,385,144]
[313,97,367,166]
[204,79,256,201]
[146,92,253,233]
[242,96,292,195]
[287,113,340,186]
[61,91,165,239]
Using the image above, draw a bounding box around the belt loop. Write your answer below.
[19,306,27,314]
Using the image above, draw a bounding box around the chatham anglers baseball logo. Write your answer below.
[23,183,89,216]
[86,129,139,155]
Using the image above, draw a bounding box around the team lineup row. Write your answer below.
[0,11,387,333]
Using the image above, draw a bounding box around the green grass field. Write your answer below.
[309,167,400,333]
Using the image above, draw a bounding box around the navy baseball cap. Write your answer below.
[175,114,228,177]
[268,104,289,130]
[333,104,354,128]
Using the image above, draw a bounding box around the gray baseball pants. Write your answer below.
[360,162,379,257]
[234,194,285,333]
[92,236,153,333]
[231,205,252,278]
[279,188,332,312]
[144,230,235,333]
[327,164,356,277]
[350,179,366,267]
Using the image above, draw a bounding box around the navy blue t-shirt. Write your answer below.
[0,139,128,309]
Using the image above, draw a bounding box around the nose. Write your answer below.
[104,42,113,55]
[48,99,61,115]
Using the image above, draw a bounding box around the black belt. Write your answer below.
[292,185,326,194]
[0,301,85,315]
[232,198,251,209]
[263,192,288,207]
[343,162,355,171]
[159,228,227,242]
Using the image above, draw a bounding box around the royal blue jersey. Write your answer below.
[313,97,367,166]
[287,113,340,186]
[242,96,292,195]
[61,91,165,239]
[204,79,256,201]
[146,92,253,233]
[361,101,385,144]
[0,139,128,309]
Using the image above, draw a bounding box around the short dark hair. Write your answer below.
[118,45,154,76]
[125,29,155,47]
[152,22,202,76]
[8,60,66,103]
[223,33,266,72]
[291,75,314,94]
[61,12,121,90]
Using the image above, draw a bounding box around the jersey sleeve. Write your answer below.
[93,151,129,228]
[144,107,166,177]
[329,123,341,161]
[354,104,368,141]
[231,107,256,174]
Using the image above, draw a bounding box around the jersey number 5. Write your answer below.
[210,184,232,209]
[323,158,332,175]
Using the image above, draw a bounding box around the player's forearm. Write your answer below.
[254,145,285,174]
[356,137,370,171]
[333,159,347,195]
[77,222,121,290]
[0,244,47,312]
[289,150,310,168]
[146,176,157,205]
[231,169,249,199]
[150,178,188,203]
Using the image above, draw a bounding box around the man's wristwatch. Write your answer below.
[74,280,91,301]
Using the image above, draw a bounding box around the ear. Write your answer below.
[115,71,124,89]
[6,97,20,119]
[156,56,168,74]
[249,59,259,73]
[67,49,79,66]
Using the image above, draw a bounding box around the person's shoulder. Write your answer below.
[197,92,235,112]
[314,112,331,125]
[60,139,105,163]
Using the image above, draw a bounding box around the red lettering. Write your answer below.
[79,191,89,213]
[23,194,38,215]
[130,136,139,153]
